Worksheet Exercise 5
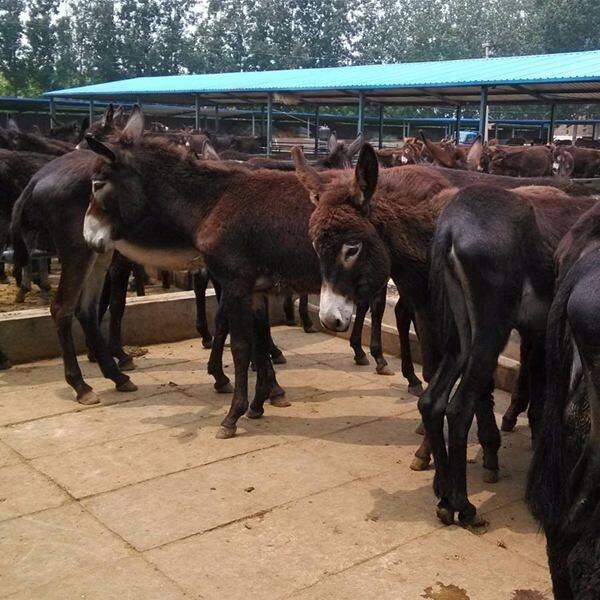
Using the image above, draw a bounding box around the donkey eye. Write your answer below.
[342,242,362,266]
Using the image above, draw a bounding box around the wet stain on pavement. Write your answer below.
[422,582,471,600]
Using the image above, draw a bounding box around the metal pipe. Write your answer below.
[89,99,94,124]
[455,106,462,143]
[378,105,384,149]
[479,87,488,140]
[195,94,200,130]
[49,97,56,127]
[266,93,273,156]
[548,104,556,143]
[214,105,219,132]
[357,91,365,135]
[314,106,320,156]
[252,113,256,137]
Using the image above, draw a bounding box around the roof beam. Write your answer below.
[508,84,559,102]
[414,88,461,106]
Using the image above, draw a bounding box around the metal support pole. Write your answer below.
[136,96,142,108]
[454,105,462,143]
[214,105,219,132]
[357,91,365,135]
[494,122,499,139]
[195,94,200,131]
[266,93,273,156]
[548,104,556,143]
[49,97,56,127]
[252,113,256,137]
[89,99,94,124]
[479,86,488,140]
[378,105,384,149]
[314,106,320,156]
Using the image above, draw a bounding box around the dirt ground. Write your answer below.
[0,327,551,599]
[0,260,186,313]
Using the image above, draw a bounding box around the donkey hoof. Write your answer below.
[414,422,426,436]
[303,324,320,334]
[376,364,395,376]
[501,417,517,432]
[87,353,97,363]
[482,469,499,484]
[250,362,257,372]
[459,511,488,532]
[410,455,431,471]
[116,380,138,392]
[271,396,291,408]
[408,383,425,397]
[214,381,233,394]
[436,506,455,526]
[354,355,370,366]
[272,353,287,365]
[201,338,213,349]
[118,357,136,372]
[246,407,264,419]
[216,426,236,439]
[78,390,101,405]
[14,291,26,303]
[269,384,286,399]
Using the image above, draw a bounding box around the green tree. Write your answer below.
[25,0,59,94]
[0,0,26,94]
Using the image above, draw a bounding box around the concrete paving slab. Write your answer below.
[5,556,189,600]
[82,441,358,550]
[0,329,551,598]
[146,478,444,600]
[0,504,131,597]
[289,526,552,600]
[0,464,68,521]
[1,390,218,459]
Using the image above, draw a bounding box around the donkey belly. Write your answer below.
[114,240,204,271]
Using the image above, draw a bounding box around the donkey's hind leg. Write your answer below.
[207,295,233,393]
[75,253,136,396]
[15,263,32,303]
[395,297,423,395]
[193,269,213,348]
[51,250,99,403]
[283,293,295,326]
[502,336,531,432]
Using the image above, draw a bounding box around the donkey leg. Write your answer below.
[261,297,286,399]
[131,262,146,296]
[299,294,317,333]
[350,301,369,365]
[75,254,135,394]
[0,261,7,283]
[51,252,98,404]
[502,336,532,432]
[107,258,135,371]
[395,297,423,395]
[36,257,51,305]
[369,285,393,375]
[207,297,232,393]
[15,263,32,303]
[525,335,546,442]
[217,289,253,439]
[474,380,502,483]
[193,269,213,348]
[283,292,295,326]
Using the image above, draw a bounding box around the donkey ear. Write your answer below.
[201,139,220,160]
[347,132,364,158]
[466,134,483,171]
[351,144,378,210]
[85,134,116,163]
[328,131,338,153]
[292,146,323,206]
[101,104,114,127]
[7,117,20,133]
[121,105,144,143]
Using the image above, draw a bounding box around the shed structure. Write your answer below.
[44,49,600,153]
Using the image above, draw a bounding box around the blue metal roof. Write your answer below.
[44,50,600,106]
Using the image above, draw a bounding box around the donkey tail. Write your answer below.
[428,218,459,358]
[525,267,578,530]
[9,179,34,268]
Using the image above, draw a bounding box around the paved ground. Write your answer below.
[0,327,551,599]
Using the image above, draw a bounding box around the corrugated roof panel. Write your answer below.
[44,49,600,100]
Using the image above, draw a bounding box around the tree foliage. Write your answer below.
[0,0,598,99]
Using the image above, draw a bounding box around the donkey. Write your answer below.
[5,118,74,156]
[527,202,600,598]
[49,116,90,144]
[421,184,596,528]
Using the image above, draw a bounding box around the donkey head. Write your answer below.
[324,132,364,169]
[83,106,148,253]
[552,145,574,177]
[76,104,120,149]
[293,143,391,332]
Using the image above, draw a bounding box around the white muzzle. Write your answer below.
[319,282,354,332]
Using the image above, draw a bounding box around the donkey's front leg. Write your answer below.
[217,290,253,439]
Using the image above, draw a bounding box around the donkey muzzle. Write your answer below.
[319,282,354,332]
